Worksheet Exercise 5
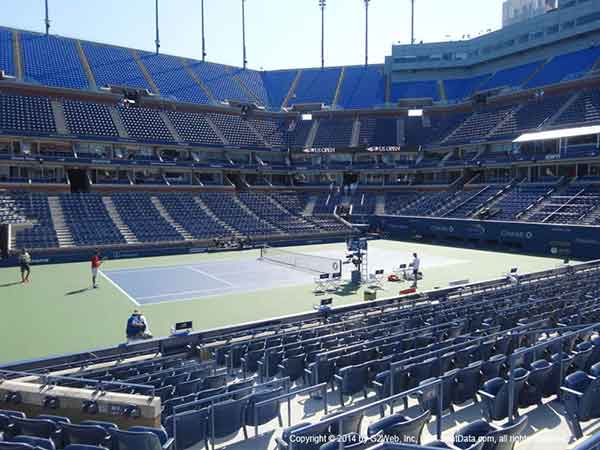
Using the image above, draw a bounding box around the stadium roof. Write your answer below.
[513,125,600,143]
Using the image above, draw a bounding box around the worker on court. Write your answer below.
[19,249,31,284]
[91,250,102,288]
[411,252,421,288]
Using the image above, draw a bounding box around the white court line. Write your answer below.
[137,286,237,301]
[102,257,259,275]
[187,267,234,287]
[99,269,140,306]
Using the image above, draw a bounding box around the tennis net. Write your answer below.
[260,246,342,275]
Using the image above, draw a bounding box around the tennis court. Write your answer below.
[102,257,317,305]
[0,239,565,364]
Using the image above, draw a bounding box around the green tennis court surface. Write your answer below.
[0,240,563,365]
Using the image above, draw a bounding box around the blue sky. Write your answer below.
[3,0,503,70]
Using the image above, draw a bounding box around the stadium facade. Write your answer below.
[1,0,600,263]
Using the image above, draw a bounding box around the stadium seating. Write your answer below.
[337,65,385,109]
[111,193,183,242]
[82,41,151,90]
[261,70,297,109]
[206,113,264,147]
[491,94,571,139]
[20,32,89,89]
[117,106,175,143]
[478,60,543,92]
[188,61,253,104]
[199,192,279,236]
[313,119,354,148]
[526,45,600,88]
[155,193,231,240]
[62,100,119,138]
[444,105,515,145]
[443,74,491,102]
[59,193,125,246]
[358,117,398,147]
[137,52,210,105]
[238,192,319,235]
[166,111,222,146]
[555,88,600,126]
[0,28,14,76]
[490,183,554,221]
[234,68,269,106]
[9,191,58,249]
[289,67,341,105]
[391,80,439,102]
[0,95,56,135]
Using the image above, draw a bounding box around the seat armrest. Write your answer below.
[274,437,289,450]
[334,374,343,383]
[477,390,496,399]
[372,380,383,388]
[560,386,584,397]
[163,437,175,450]
[304,368,313,376]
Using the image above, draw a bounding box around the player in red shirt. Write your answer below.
[91,251,102,289]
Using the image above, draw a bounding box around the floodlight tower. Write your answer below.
[319,0,326,68]
[242,0,248,69]
[201,0,207,61]
[411,0,415,45]
[364,0,371,66]
[155,0,160,54]
[44,0,50,35]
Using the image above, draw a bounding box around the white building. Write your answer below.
[502,0,557,27]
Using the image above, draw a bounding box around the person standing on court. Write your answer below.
[411,252,420,288]
[19,248,31,284]
[91,250,102,289]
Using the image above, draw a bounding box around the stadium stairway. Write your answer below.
[181,58,217,104]
[518,182,565,221]
[375,194,386,215]
[351,117,361,147]
[158,111,183,144]
[150,196,192,241]
[102,197,139,244]
[305,119,319,148]
[12,30,23,81]
[75,40,97,89]
[108,107,130,139]
[282,69,302,109]
[50,100,68,135]
[234,194,285,234]
[193,196,241,237]
[331,66,345,108]
[47,197,74,248]
[302,196,316,216]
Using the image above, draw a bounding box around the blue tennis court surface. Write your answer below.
[101,258,314,305]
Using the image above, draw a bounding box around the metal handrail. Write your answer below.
[293,378,444,449]
[0,369,155,396]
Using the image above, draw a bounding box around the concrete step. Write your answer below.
[150,196,193,241]
[102,197,139,244]
[375,195,386,215]
[48,197,74,248]
[303,196,317,216]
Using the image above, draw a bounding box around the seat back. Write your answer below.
[63,423,109,447]
[164,408,209,450]
[11,436,55,450]
[109,429,163,450]
[367,410,431,444]
[487,416,528,450]
[245,387,284,426]
[12,418,58,440]
[209,397,248,439]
